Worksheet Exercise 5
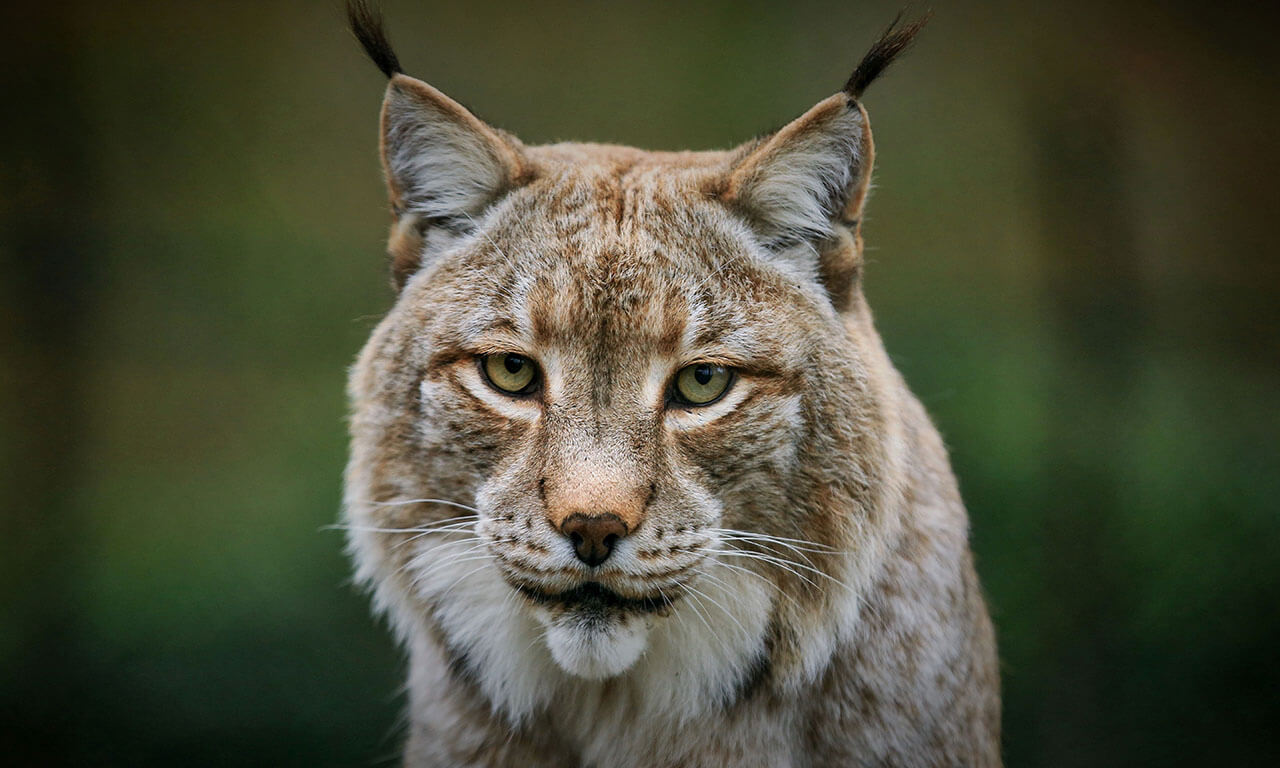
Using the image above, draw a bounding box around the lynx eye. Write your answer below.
[672,363,733,406]
[480,353,539,395]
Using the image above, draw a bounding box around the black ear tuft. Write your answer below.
[843,11,932,99]
[347,0,402,78]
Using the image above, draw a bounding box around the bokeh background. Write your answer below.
[3,0,1277,765]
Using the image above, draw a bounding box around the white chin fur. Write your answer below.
[542,611,651,679]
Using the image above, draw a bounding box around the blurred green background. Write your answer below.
[2,0,1277,765]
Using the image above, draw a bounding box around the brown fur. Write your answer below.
[343,6,998,766]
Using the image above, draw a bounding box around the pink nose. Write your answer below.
[559,513,628,567]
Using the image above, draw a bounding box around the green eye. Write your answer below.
[481,353,539,395]
[673,363,733,406]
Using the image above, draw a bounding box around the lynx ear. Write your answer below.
[379,75,528,285]
[348,1,528,287]
[381,75,526,228]
[723,93,874,248]
[720,14,928,307]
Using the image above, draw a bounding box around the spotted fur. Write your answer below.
[343,5,999,766]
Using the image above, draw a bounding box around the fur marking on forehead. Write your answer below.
[430,181,820,375]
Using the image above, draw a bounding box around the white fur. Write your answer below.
[540,608,651,679]
[393,527,775,739]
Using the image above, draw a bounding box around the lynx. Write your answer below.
[342,2,1000,765]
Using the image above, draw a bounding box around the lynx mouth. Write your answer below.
[515,581,668,679]
[513,580,675,617]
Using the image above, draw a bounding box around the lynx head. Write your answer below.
[343,1,928,716]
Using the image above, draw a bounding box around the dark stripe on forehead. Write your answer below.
[592,297,614,411]
[480,315,520,335]
[657,284,688,355]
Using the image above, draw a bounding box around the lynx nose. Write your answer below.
[559,513,628,567]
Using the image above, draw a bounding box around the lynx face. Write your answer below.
[350,145,878,680]
[343,3,944,727]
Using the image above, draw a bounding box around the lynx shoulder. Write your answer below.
[342,3,1000,765]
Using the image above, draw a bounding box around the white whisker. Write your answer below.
[683,581,750,641]
[717,547,853,594]
[713,535,822,567]
[706,558,803,610]
[684,593,720,647]
[411,553,496,586]
[707,527,840,553]
[326,513,481,535]
[439,560,499,594]
[716,549,827,592]
[355,498,481,513]
[393,523,483,550]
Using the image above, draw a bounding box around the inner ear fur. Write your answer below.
[379,74,531,289]
[720,93,875,310]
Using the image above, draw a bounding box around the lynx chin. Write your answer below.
[341,2,1000,765]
